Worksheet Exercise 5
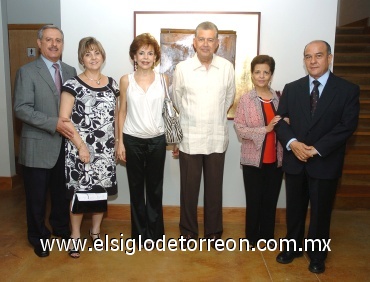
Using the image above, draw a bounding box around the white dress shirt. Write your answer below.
[173,54,235,154]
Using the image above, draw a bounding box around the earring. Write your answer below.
[134,61,138,71]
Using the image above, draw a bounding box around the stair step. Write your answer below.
[359,113,370,118]
[360,100,370,113]
[337,73,370,81]
[336,185,370,197]
[346,145,370,154]
[334,43,370,53]
[344,154,370,165]
[336,26,366,35]
[355,121,370,132]
[340,173,370,185]
[353,131,370,136]
[347,134,370,146]
[334,196,370,209]
[357,120,370,132]
[337,75,370,86]
[334,53,370,63]
[342,164,370,174]
[333,64,370,74]
[335,34,370,43]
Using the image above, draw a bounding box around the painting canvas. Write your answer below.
[160,29,236,97]
[134,11,260,118]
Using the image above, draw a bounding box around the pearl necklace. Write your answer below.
[83,72,102,85]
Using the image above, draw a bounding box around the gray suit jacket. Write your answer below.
[14,56,77,169]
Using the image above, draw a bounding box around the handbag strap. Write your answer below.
[160,74,171,100]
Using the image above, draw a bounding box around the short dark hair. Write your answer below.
[304,40,332,55]
[78,37,106,65]
[195,21,219,38]
[37,24,64,41]
[251,55,276,75]
[129,33,161,65]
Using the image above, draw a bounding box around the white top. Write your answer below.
[123,72,165,138]
[173,54,236,154]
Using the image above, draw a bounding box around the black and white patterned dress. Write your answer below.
[62,76,119,198]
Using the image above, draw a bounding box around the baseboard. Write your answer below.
[0,175,22,190]
[106,204,290,225]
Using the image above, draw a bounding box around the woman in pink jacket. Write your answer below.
[234,55,283,248]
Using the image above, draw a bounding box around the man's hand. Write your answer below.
[290,140,314,162]
[308,147,318,158]
[56,117,74,139]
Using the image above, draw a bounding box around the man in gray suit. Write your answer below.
[14,25,77,257]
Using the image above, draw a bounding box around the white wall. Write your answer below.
[61,0,338,208]
[6,0,60,26]
[0,0,15,177]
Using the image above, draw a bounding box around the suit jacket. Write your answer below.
[14,56,77,169]
[275,72,360,179]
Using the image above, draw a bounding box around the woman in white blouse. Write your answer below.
[116,33,169,247]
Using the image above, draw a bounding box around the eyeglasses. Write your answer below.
[196,37,217,44]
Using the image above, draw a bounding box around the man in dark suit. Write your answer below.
[14,25,77,257]
[275,40,360,273]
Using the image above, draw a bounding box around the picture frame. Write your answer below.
[134,11,261,119]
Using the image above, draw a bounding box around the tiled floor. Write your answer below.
[1,184,369,281]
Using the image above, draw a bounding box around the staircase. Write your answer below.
[333,19,370,209]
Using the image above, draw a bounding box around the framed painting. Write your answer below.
[134,11,261,118]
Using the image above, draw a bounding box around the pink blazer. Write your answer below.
[234,88,283,167]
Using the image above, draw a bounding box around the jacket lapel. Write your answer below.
[298,76,312,123]
[36,57,59,95]
[310,72,336,127]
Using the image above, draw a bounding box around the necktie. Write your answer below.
[310,80,320,116]
[52,63,62,93]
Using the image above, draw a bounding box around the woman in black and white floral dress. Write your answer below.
[60,37,119,258]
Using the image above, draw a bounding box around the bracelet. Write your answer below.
[77,140,84,150]
[115,138,119,143]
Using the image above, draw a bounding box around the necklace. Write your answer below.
[83,72,102,85]
[257,96,273,103]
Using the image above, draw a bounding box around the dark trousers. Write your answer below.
[285,170,338,261]
[124,134,166,241]
[242,163,283,242]
[22,139,70,247]
[179,151,225,238]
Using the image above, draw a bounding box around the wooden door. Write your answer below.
[8,24,48,158]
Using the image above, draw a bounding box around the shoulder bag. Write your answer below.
[160,74,183,144]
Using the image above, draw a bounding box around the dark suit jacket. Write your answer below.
[14,57,77,169]
[275,72,360,179]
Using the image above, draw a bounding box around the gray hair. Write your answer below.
[304,40,332,55]
[37,24,64,41]
[195,21,219,38]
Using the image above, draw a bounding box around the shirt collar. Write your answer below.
[191,53,220,70]
[41,55,61,70]
[309,70,330,88]
[250,88,279,102]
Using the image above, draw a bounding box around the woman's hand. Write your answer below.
[172,144,179,158]
[116,142,126,162]
[266,115,282,133]
[78,143,90,163]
